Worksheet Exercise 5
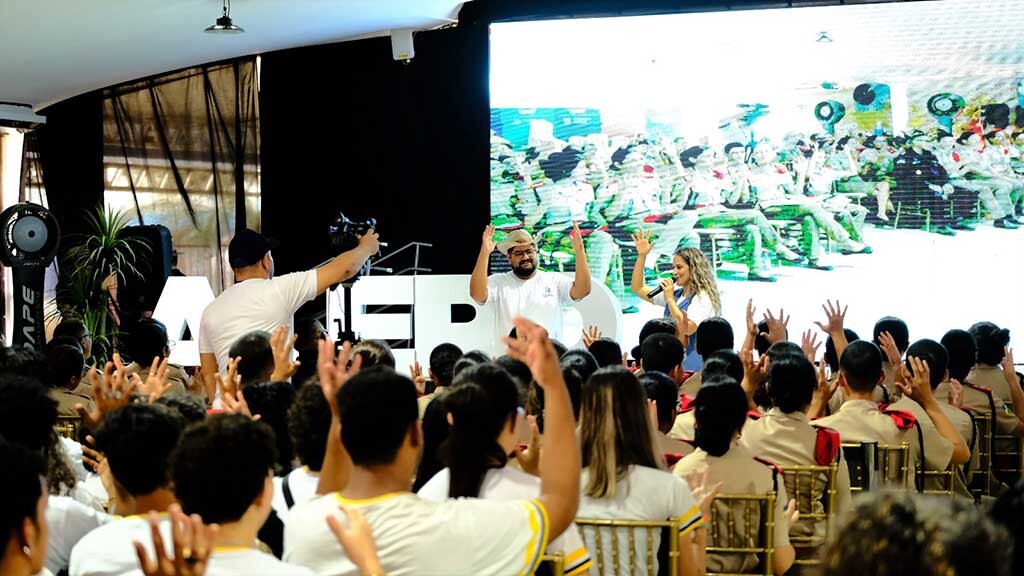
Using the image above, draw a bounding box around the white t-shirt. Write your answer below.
[70,514,172,576]
[284,492,549,576]
[650,290,715,327]
[206,548,313,575]
[577,465,703,576]
[199,270,317,375]
[272,467,320,518]
[418,467,592,576]
[46,496,114,576]
[485,271,575,342]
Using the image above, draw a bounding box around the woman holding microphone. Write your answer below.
[630,229,722,370]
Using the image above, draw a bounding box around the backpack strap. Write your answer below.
[812,425,841,466]
[753,456,782,492]
[282,472,296,510]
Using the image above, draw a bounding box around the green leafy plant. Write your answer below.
[52,206,150,361]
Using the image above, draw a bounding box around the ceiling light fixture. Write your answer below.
[204,0,244,34]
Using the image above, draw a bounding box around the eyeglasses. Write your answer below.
[510,248,536,258]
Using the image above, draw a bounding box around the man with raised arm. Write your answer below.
[470,224,590,343]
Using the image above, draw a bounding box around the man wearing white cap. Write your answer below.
[470,223,590,343]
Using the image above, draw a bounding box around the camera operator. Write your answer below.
[198,227,379,401]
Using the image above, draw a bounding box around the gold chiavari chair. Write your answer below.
[54,415,82,440]
[706,493,776,576]
[993,403,1024,486]
[842,442,911,492]
[968,411,993,499]
[540,553,565,576]
[779,463,838,567]
[574,517,681,576]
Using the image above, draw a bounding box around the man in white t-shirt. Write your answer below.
[284,317,581,576]
[470,225,590,344]
[199,228,379,399]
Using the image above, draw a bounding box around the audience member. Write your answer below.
[46,344,92,417]
[123,318,194,397]
[873,316,909,391]
[53,318,93,363]
[940,329,1024,438]
[560,348,599,384]
[274,382,331,516]
[228,330,276,387]
[411,395,449,493]
[0,439,48,576]
[669,351,744,441]
[968,321,1014,399]
[639,370,694,456]
[630,317,677,367]
[244,380,297,474]
[417,342,462,416]
[587,337,624,368]
[990,480,1024,576]
[351,339,396,370]
[640,333,687,383]
[687,317,735,394]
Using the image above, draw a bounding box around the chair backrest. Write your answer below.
[969,411,993,498]
[878,443,912,488]
[574,517,681,576]
[842,442,910,492]
[54,415,82,440]
[779,463,838,566]
[841,442,874,492]
[540,553,565,576]
[706,493,776,576]
[919,468,956,497]
[992,403,1023,486]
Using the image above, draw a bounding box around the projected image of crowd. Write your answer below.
[490,124,1024,295]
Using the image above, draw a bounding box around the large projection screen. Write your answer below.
[488,0,1024,349]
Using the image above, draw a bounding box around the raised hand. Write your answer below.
[683,469,723,521]
[326,506,384,576]
[219,357,242,400]
[801,329,821,362]
[813,300,847,336]
[269,326,301,382]
[318,339,362,417]
[631,228,655,257]
[1002,347,1018,388]
[948,378,964,409]
[745,299,758,338]
[503,317,562,389]
[481,225,497,254]
[740,348,768,402]
[808,360,839,418]
[76,361,137,431]
[135,356,172,403]
[134,504,218,576]
[409,361,428,395]
[877,331,903,366]
[569,221,585,254]
[220,387,259,421]
[582,325,602,349]
[514,414,542,476]
[897,356,934,406]
[761,308,789,344]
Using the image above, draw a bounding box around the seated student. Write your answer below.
[351,339,396,370]
[561,348,600,383]
[290,318,327,386]
[640,333,687,386]
[0,439,49,576]
[683,317,734,396]
[46,344,93,417]
[824,328,892,414]
[587,337,624,369]
[740,354,852,543]
[577,366,710,576]
[173,413,314,574]
[991,480,1024,576]
[284,317,581,576]
[670,350,743,442]
[814,341,965,484]
[819,492,1010,576]
[968,321,1015,400]
[674,380,796,575]
[229,330,276,387]
[244,381,297,475]
[888,340,973,497]
[873,316,909,393]
[630,318,677,370]
[416,342,462,417]
[123,318,195,397]
[939,329,1024,438]
[639,371,695,458]
[416,363,592,576]
[273,383,332,517]
[53,318,93,364]
[452,350,491,381]
[411,396,450,493]
[70,403,186,576]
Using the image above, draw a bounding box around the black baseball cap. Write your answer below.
[228,228,279,269]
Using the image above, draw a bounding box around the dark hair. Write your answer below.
[48,335,83,354]
[494,355,532,401]
[0,438,45,563]
[561,368,584,420]
[840,341,884,393]
[0,346,48,383]
[639,371,679,429]
[228,331,274,385]
[693,379,748,457]
[969,322,1010,366]
[767,354,816,414]
[154,394,207,424]
[824,329,859,373]
[588,337,623,368]
[337,367,418,467]
[429,343,464,388]
[126,318,170,366]
[351,340,396,370]
[53,319,88,342]
[703,350,744,384]
[641,333,686,375]
[905,339,948,390]
[821,492,1010,576]
[452,350,491,381]
[412,395,449,493]
[293,318,325,353]
[443,364,519,498]
[0,375,57,452]
[680,146,707,168]
[550,339,568,358]
[95,403,185,496]
[172,414,277,524]
[560,349,599,384]
[941,329,976,382]
[766,341,803,360]
[873,317,909,354]
[991,480,1024,576]
[46,344,84,389]
[695,317,734,358]
[579,367,659,497]
[242,381,296,474]
[754,320,780,356]
[288,383,331,471]
[631,318,677,363]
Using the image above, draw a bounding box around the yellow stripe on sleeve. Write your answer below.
[563,546,592,576]
[676,505,704,536]
[519,500,551,576]
[565,558,594,576]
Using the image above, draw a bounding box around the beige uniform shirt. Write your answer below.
[885,397,956,472]
[887,396,973,498]
[657,433,694,458]
[968,364,1013,405]
[674,445,789,574]
[680,370,702,397]
[668,411,696,442]
[937,380,1020,435]
[826,380,889,415]
[49,389,94,418]
[739,409,852,539]
[124,362,193,397]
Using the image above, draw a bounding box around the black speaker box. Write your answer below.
[119,224,173,318]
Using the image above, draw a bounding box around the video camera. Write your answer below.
[328,213,377,251]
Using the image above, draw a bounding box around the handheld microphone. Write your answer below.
[647,282,674,298]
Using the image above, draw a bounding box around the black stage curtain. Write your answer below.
[260,23,490,283]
